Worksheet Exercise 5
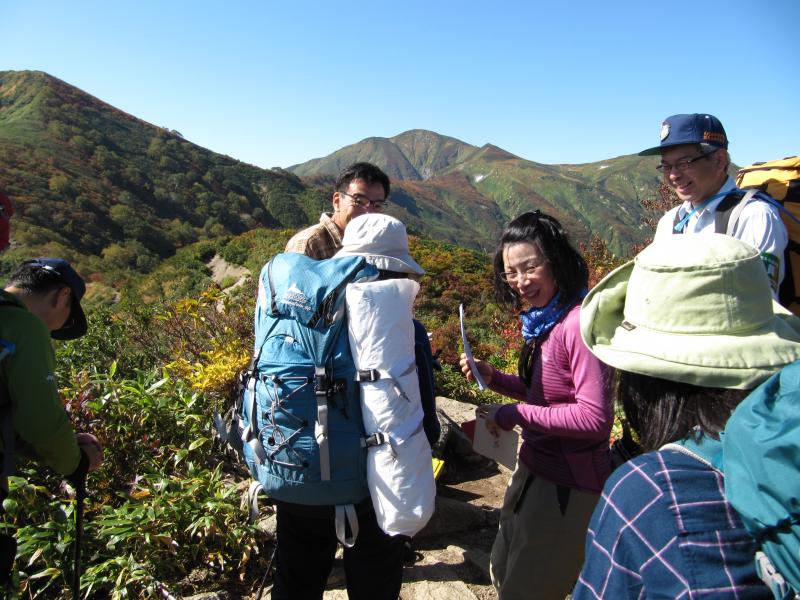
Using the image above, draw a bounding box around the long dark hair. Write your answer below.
[492,211,588,311]
[492,211,588,385]
[618,371,749,451]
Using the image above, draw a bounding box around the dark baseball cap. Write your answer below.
[28,258,87,340]
[639,113,728,156]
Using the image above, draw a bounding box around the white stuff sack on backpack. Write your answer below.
[345,278,436,537]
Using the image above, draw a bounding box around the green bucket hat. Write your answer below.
[580,234,800,389]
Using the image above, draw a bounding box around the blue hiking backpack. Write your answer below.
[216,253,379,543]
[679,360,800,599]
[721,360,800,599]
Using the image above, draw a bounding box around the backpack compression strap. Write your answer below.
[355,359,423,459]
[237,320,281,466]
[354,360,417,402]
[314,366,331,481]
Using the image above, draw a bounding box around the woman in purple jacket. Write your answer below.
[460,211,612,600]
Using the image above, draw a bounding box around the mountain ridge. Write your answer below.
[289,128,663,254]
[0,69,664,291]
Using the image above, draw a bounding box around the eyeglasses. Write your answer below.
[499,261,545,283]
[340,192,387,211]
[656,150,716,175]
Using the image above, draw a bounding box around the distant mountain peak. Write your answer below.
[289,129,484,181]
[475,144,520,161]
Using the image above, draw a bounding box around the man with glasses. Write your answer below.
[277,165,442,598]
[641,113,787,297]
[285,162,390,258]
[0,257,103,583]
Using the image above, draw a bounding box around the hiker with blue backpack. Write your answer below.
[263,215,433,599]
[575,233,800,599]
[642,113,788,300]
[236,166,440,600]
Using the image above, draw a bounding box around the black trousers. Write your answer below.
[271,502,405,600]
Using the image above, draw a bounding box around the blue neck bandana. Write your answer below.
[519,290,586,341]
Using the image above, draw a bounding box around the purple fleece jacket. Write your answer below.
[491,305,613,493]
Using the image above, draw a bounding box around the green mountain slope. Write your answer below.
[0,70,667,292]
[289,129,478,181]
[0,70,328,279]
[292,131,666,254]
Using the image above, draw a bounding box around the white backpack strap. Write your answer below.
[354,360,415,383]
[247,481,265,522]
[243,374,267,464]
[335,504,359,548]
[314,366,331,481]
[726,189,760,236]
[354,360,416,401]
[362,431,397,459]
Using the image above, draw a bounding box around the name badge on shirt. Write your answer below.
[761,252,780,294]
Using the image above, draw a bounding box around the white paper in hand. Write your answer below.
[473,413,518,470]
[459,304,487,391]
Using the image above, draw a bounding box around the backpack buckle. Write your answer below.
[356,369,380,382]
[314,367,328,397]
[363,432,389,448]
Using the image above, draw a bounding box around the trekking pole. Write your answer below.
[255,543,277,600]
[72,470,87,599]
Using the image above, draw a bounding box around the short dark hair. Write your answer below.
[618,371,748,451]
[5,260,67,295]
[492,210,588,311]
[335,162,391,199]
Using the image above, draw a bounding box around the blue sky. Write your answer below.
[2,0,798,170]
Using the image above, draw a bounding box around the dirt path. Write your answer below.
[208,254,250,290]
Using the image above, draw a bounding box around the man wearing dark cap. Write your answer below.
[0,257,103,582]
[641,113,787,297]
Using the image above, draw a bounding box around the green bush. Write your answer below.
[7,364,269,598]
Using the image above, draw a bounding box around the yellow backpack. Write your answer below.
[736,156,800,314]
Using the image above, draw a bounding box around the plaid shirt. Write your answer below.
[284,212,343,259]
[573,446,771,599]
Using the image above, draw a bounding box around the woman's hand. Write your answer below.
[476,404,502,438]
[459,353,494,386]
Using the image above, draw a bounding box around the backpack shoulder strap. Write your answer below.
[673,191,745,235]
[709,190,746,234]
[717,189,760,236]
